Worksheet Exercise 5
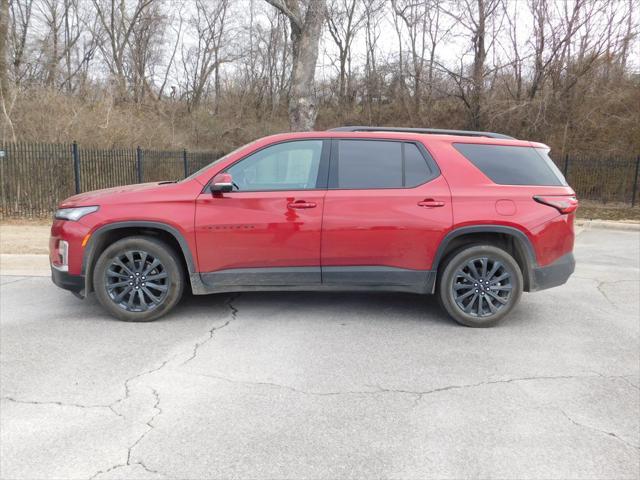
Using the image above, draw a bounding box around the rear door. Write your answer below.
[321,139,452,289]
[195,139,329,286]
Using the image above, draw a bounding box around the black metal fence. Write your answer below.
[0,142,224,217]
[554,154,640,206]
[0,141,638,217]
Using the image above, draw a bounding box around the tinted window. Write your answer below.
[338,140,402,189]
[404,143,433,187]
[453,143,567,186]
[336,140,435,189]
[227,140,323,191]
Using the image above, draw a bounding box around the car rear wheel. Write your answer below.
[437,245,523,327]
[93,236,184,322]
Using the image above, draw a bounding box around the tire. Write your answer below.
[437,245,523,327]
[93,236,184,322]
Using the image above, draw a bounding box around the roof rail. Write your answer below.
[328,126,515,140]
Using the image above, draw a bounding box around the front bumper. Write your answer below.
[530,252,575,292]
[50,219,91,275]
[51,265,85,296]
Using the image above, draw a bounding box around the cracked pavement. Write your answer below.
[1,228,639,479]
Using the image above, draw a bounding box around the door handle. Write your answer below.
[287,201,317,209]
[418,199,445,208]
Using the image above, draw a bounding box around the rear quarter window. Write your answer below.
[453,143,567,186]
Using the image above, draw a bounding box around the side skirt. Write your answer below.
[191,266,436,295]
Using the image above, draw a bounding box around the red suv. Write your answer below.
[50,127,577,327]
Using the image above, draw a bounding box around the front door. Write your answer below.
[321,139,452,290]
[195,139,329,286]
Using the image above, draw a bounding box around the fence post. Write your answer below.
[563,154,570,179]
[72,141,81,194]
[136,146,143,183]
[183,149,188,178]
[632,156,640,208]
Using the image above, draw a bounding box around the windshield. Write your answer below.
[182,140,260,182]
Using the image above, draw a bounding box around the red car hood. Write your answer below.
[59,182,170,207]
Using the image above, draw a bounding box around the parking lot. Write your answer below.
[1,226,638,479]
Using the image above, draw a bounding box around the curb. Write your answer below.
[575,220,640,232]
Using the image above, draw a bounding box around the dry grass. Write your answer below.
[0,218,51,225]
[576,201,640,222]
[5,78,639,157]
[0,223,50,254]
[6,87,291,152]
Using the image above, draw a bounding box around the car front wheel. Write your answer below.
[93,236,184,322]
[437,245,523,327]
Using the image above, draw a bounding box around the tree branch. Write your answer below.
[265,0,302,31]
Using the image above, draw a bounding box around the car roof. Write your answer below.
[260,131,547,149]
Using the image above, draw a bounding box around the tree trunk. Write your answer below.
[469,0,487,130]
[0,0,16,142]
[267,0,325,131]
[338,50,347,104]
[47,7,59,87]
[288,4,324,131]
[0,0,9,97]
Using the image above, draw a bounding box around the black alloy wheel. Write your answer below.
[93,236,184,322]
[438,245,523,327]
[105,250,169,312]
[452,257,513,317]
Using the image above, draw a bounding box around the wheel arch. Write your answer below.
[433,225,537,292]
[82,221,196,294]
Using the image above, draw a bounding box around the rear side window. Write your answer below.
[335,140,436,189]
[453,143,567,186]
[404,143,433,187]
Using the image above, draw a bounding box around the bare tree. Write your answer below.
[392,0,425,120]
[8,0,33,84]
[181,0,231,111]
[34,0,84,89]
[91,0,156,100]
[525,0,591,101]
[1,0,17,141]
[265,10,291,116]
[265,0,325,131]
[128,1,166,102]
[0,0,9,93]
[326,0,364,106]
[500,0,522,101]
[246,6,291,117]
[392,0,449,122]
[618,0,636,69]
[362,0,383,123]
[390,1,409,116]
[468,0,499,129]
[438,0,501,129]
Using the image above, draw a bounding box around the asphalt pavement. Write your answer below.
[1,226,639,479]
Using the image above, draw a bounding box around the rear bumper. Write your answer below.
[51,266,85,296]
[530,252,575,292]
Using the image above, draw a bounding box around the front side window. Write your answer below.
[227,140,323,191]
[335,140,435,189]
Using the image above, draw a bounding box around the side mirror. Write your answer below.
[211,173,233,193]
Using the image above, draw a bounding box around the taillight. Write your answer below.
[533,195,579,214]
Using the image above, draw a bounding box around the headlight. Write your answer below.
[54,206,99,221]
